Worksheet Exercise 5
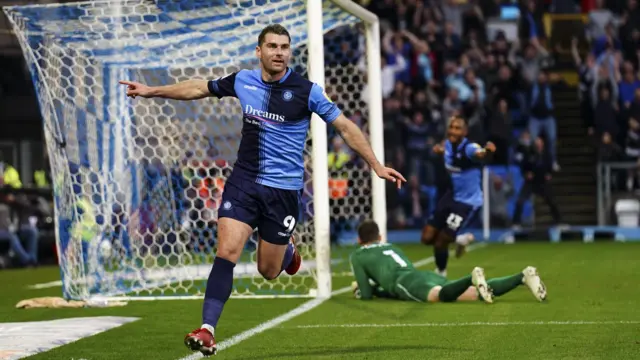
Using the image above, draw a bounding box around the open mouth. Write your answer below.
[272,59,284,65]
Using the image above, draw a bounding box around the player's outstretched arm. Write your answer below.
[432,143,445,156]
[352,281,394,299]
[469,141,496,161]
[332,115,407,188]
[119,79,211,100]
[350,256,374,300]
[372,286,394,299]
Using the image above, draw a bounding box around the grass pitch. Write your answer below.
[2,242,639,360]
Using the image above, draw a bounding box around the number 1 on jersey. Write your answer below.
[383,249,408,267]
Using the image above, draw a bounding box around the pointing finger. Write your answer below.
[390,169,407,182]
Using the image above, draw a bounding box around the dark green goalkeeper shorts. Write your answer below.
[394,270,448,302]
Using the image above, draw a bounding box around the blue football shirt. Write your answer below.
[444,138,483,207]
[208,68,342,190]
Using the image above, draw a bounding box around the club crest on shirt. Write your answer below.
[282,90,293,102]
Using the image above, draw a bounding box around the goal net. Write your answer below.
[4,0,384,300]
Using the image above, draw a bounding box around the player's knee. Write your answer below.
[434,233,452,249]
[420,235,433,245]
[216,218,253,262]
[434,241,447,251]
[216,239,243,263]
[421,226,436,245]
[257,263,280,281]
[427,286,442,303]
[215,244,243,263]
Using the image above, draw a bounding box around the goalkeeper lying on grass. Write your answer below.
[350,220,547,303]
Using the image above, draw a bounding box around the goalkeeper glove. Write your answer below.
[351,281,361,299]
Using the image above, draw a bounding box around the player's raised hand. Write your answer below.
[484,141,497,153]
[351,281,361,299]
[432,143,445,155]
[119,80,154,98]
[374,165,407,189]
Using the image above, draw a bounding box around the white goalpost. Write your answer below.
[4,0,384,301]
[306,0,384,298]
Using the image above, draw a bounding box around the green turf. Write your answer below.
[2,242,640,359]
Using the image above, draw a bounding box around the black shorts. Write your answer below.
[427,190,478,237]
[218,179,302,245]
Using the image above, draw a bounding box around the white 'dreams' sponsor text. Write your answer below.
[244,105,285,122]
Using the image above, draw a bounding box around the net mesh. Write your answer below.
[5,0,372,299]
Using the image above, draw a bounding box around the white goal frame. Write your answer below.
[307,0,385,299]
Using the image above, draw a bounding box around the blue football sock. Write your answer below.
[202,257,235,328]
[280,242,294,271]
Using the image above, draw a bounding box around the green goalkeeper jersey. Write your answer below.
[349,242,413,300]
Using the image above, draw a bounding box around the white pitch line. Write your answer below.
[291,320,640,329]
[177,242,487,359]
[177,287,350,360]
[28,280,63,289]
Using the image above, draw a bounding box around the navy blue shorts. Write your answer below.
[427,190,478,237]
[218,179,302,245]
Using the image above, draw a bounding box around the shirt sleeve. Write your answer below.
[308,83,342,123]
[350,253,374,300]
[372,287,393,298]
[207,72,238,99]
[465,142,483,159]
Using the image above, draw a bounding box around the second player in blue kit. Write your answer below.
[421,116,496,277]
[120,24,406,356]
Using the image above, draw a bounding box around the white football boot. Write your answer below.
[471,267,493,303]
[522,266,547,302]
[455,233,475,258]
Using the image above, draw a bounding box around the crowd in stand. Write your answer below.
[326,0,559,230]
[583,0,640,192]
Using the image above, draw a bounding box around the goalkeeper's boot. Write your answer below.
[522,266,547,302]
[471,267,494,304]
[184,328,216,356]
[285,234,302,275]
[455,233,474,258]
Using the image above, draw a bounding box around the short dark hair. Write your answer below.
[258,24,291,46]
[358,220,380,244]
[449,115,467,128]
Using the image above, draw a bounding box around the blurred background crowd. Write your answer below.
[325,0,559,231]
[323,0,640,234]
[579,0,640,192]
